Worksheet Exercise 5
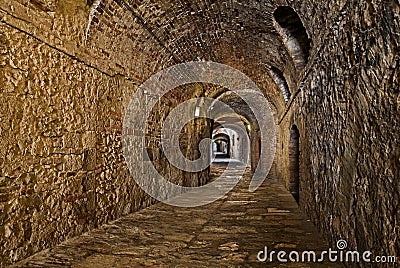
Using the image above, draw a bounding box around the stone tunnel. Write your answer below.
[0,0,399,267]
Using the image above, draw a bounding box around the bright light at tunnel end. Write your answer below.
[122,61,277,207]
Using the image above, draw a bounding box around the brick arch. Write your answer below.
[273,6,312,70]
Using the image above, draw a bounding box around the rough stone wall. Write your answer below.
[276,0,399,262]
[0,2,212,266]
[146,85,212,189]
[0,21,148,265]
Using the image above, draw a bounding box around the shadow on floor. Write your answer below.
[12,165,343,268]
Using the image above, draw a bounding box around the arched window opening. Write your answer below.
[268,66,291,103]
[273,6,311,70]
[289,125,300,204]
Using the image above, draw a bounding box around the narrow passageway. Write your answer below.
[12,163,342,267]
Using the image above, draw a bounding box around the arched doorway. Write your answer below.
[289,125,300,203]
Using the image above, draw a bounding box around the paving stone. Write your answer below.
[12,164,343,267]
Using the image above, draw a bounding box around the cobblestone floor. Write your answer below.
[12,164,343,267]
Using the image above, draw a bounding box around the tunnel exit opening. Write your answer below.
[211,125,250,165]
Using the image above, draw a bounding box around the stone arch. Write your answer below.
[273,6,311,70]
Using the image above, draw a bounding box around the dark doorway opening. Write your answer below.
[213,133,231,159]
[289,125,300,203]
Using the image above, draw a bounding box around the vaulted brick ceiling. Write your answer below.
[87,0,298,117]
